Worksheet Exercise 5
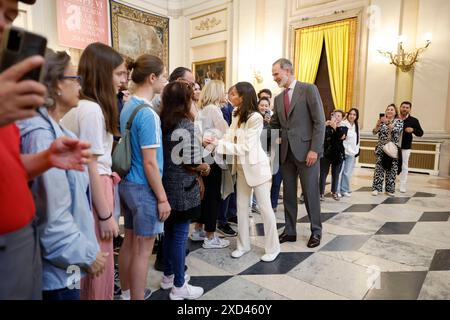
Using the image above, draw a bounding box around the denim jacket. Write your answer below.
[19,107,99,291]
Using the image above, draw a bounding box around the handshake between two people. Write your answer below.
[203,135,218,152]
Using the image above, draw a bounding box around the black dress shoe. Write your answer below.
[307,234,321,248]
[154,258,164,272]
[279,232,297,243]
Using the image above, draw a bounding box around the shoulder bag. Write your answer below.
[382,122,401,159]
[112,103,147,178]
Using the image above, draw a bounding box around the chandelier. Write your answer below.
[378,33,432,72]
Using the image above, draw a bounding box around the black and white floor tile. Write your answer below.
[140,168,450,300]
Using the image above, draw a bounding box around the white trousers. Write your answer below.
[399,149,412,191]
[235,165,280,255]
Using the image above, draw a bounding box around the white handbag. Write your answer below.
[382,141,398,159]
[382,123,400,159]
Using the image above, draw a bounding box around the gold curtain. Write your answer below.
[345,19,357,111]
[294,18,357,111]
[294,26,324,83]
[324,21,350,111]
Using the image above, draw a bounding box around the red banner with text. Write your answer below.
[57,0,109,49]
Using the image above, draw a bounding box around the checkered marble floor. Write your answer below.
[142,168,450,300]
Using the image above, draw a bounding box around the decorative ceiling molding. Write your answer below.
[140,0,213,11]
[167,8,183,18]
[289,0,369,20]
[295,0,336,10]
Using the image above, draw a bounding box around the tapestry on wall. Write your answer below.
[110,1,169,67]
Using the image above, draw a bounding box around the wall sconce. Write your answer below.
[378,33,432,72]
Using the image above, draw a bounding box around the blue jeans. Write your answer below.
[120,180,164,237]
[43,288,80,300]
[218,191,237,226]
[338,154,356,194]
[270,170,283,209]
[163,220,190,288]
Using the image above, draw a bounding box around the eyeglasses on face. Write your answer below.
[60,75,83,85]
[175,79,195,88]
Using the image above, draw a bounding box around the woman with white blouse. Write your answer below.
[338,108,360,197]
[191,80,230,249]
[61,43,128,300]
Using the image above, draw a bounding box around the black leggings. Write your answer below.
[198,164,222,233]
[319,157,343,195]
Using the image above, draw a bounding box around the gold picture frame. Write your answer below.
[192,58,226,87]
[110,1,169,67]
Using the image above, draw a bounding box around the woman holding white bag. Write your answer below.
[371,104,403,197]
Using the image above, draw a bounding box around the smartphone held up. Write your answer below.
[331,112,336,122]
[0,25,47,82]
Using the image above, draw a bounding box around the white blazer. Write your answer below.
[216,112,272,187]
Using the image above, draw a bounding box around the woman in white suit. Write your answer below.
[206,82,281,262]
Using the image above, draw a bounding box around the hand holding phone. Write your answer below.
[0,26,47,81]
[331,112,337,122]
[264,110,271,122]
[0,26,47,127]
[0,56,47,127]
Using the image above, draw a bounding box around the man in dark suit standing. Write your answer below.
[399,101,424,193]
[270,58,325,248]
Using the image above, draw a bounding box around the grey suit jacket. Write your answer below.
[271,81,326,163]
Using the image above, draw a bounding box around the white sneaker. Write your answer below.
[160,274,191,290]
[190,229,206,242]
[399,188,406,193]
[372,190,379,196]
[202,236,230,249]
[342,192,352,197]
[261,251,280,262]
[120,288,152,300]
[231,249,250,259]
[386,192,395,197]
[169,282,204,300]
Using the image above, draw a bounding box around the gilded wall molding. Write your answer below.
[195,17,222,31]
[190,9,227,39]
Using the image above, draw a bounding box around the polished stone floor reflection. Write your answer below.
[141,168,450,300]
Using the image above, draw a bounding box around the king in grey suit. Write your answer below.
[270,58,325,248]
